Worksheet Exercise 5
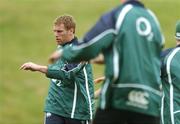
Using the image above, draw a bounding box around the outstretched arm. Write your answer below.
[20,62,48,74]
[46,62,86,80]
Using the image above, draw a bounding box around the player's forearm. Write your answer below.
[20,62,48,74]
[94,76,105,83]
[36,65,48,74]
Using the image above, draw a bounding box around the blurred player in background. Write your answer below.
[56,0,165,123]
[161,20,180,124]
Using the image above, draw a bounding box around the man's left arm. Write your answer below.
[61,10,117,62]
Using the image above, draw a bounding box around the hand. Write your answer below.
[90,53,104,64]
[94,88,101,99]
[48,51,61,64]
[20,62,40,71]
[94,76,105,83]
[20,62,48,73]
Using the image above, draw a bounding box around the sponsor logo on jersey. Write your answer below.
[51,79,62,87]
[136,17,154,42]
[126,90,149,109]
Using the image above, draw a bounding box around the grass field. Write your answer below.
[0,0,180,124]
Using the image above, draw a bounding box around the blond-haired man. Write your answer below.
[20,15,94,124]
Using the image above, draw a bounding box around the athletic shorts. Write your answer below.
[44,112,90,124]
[93,108,160,124]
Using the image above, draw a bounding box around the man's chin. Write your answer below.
[56,41,62,45]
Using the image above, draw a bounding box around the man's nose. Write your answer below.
[55,35,59,39]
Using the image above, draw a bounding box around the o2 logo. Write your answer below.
[51,79,62,87]
[136,17,154,41]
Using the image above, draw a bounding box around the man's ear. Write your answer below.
[69,28,74,34]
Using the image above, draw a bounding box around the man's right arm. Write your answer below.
[46,62,86,81]
[20,62,48,74]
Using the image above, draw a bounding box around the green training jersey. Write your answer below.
[44,38,94,121]
[161,46,180,124]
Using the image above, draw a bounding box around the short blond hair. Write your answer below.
[54,15,76,33]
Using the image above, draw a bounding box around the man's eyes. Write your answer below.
[57,30,63,33]
[54,30,63,33]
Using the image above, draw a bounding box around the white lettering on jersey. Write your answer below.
[51,79,62,87]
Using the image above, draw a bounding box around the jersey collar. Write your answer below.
[124,0,145,8]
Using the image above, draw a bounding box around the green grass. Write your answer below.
[0,0,180,124]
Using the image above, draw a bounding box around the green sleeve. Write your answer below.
[46,63,86,81]
[61,31,115,62]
